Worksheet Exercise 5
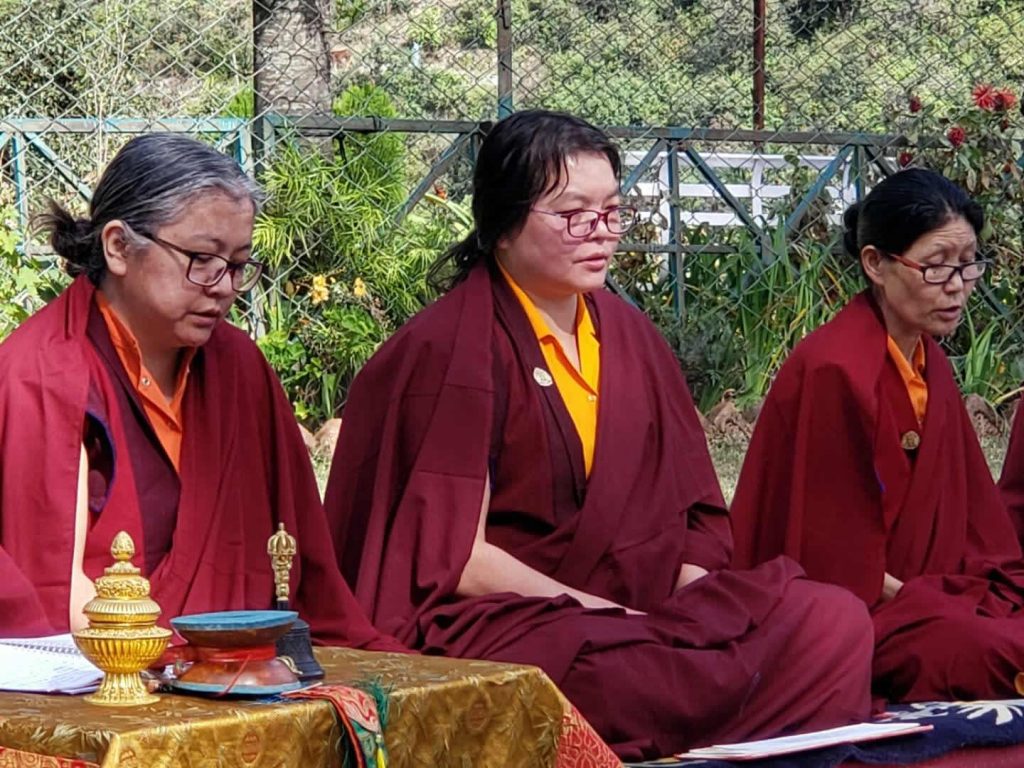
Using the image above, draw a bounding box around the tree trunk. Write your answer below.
[253,0,333,119]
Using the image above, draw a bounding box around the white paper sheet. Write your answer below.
[675,721,933,761]
[0,633,101,694]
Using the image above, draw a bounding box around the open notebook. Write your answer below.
[0,634,102,694]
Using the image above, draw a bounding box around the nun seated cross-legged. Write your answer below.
[324,109,873,761]
[0,134,402,654]
[732,168,1024,705]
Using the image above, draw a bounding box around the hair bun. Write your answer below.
[72,216,91,240]
[842,202,861,259]
[36,201,97,273]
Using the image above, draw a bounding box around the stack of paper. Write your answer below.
[0,634,102,694]
[675,722,933,761]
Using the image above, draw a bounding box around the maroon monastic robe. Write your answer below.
[0,275,402,653]
[325,263,872,759]
[732,291,1024,701]
[998,405,1024,544]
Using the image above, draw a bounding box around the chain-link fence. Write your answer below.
[1,0,1022,433]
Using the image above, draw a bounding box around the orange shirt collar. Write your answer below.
[886,335,927,425]
[886,336,926,379]
[95,292,195,404]
[496,260,601,475]
[495,260,599,351]
[496,261,585,339]
[95,291,195,470]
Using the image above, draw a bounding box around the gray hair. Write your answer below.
[35,133,264,284]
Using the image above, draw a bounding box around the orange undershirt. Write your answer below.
[95,292,195,472]
[499,264,601,476]
[886,335,927,426]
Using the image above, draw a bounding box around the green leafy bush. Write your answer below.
[0,206,67,340]
[407,7,449,51]
[253,84,472,423]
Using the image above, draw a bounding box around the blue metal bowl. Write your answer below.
[170,610,298,647]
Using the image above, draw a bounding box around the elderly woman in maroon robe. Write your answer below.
[323,109,873,760]
[732,167,1024,703]
[0,134,400,652]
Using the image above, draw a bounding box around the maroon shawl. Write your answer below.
[998,404,1024,543]
[0,276,401,651]
[325,263,748,670]
[731,291,1023,605]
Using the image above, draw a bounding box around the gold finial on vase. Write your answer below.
[267,523,297,608]
[73,531,172,706]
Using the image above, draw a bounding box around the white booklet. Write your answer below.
[675,722,933,761]
[0,634,102,694]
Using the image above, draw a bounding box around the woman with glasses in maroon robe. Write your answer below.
[732,168,1024,702]
[0,134,401,653]
[324,110,873,760]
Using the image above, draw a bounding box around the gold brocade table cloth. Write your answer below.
[0,648,618,768]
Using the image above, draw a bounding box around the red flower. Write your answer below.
[908,96,922,113]
[994,88,1017,112]
[947,125,966,147]
[898,151,914,167]
[432,183,448,200]
[973,83,998,111]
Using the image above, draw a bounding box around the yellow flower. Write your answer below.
[310,275,329,305]
[352,277,368,298]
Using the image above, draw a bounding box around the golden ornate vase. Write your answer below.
[73,531,172,706]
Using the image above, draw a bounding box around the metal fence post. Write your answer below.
[497,0,514,118]
[753,0,766,132]
[667,142,682,314]
[10,133,28,235]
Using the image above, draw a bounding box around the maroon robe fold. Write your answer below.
[732,290,1024,701]
[0,275,403,653]
[325,263,872,759]
[998,403,1024,544]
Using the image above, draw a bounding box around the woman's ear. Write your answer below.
[860,245,886,288]
[100,221,133,278]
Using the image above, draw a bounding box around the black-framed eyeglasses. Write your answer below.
[531,205,637,238]
[139,232,265,292]
[885,251,991,285]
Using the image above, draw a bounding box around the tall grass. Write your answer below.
[659,224,861,409]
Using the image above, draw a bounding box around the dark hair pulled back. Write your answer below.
[428,109,621,292]
[842,167,983,269]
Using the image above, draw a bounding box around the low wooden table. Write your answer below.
[0,648,619,768]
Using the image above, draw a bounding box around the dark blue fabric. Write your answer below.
[625,700,1024,768]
